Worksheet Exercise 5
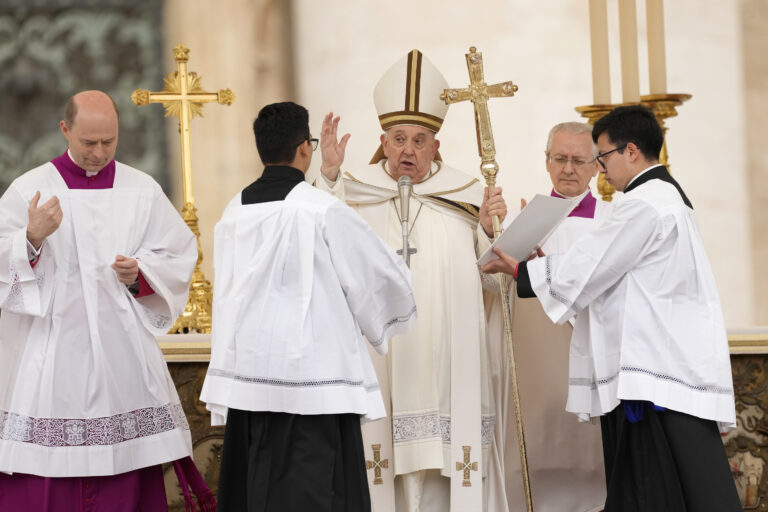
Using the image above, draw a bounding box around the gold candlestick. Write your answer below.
[576,93,691,201]
[640,93,692,172]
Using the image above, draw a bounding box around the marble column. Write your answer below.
[741,0,768,325]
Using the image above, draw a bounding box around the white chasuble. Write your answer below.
[201,183,416,424]
[318,161,497,512]
[486,194,612,512]
[527,179,736,432]
[0,162,197,477]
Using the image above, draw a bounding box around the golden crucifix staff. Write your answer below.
[131,44,235,333]
[441,46,533,511]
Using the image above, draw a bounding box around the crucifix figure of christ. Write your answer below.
[442,46,535,511]
[131,43,235,334]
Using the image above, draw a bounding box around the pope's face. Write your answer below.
[545,131,598,197]
[381,126,440,183]
[60,102,119,173]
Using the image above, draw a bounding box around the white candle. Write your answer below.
[646,0,667,94]
[618,0,640,102]
[589,0,611,104]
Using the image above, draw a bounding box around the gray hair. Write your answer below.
[545,122,596,157]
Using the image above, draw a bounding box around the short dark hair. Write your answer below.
[64,94,120,128]
[252,102,310,165]
[592,105,663,161]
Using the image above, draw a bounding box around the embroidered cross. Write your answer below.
[455,445,478,487]
[365,444,389,485]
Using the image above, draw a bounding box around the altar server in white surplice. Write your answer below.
[485,122,610,512]
[482,105,740,512]
[317,50,508,512]
[201,102,416,512]
[0,91,204,511]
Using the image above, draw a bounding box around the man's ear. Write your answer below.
[626,142,640,162]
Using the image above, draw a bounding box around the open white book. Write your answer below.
[477,193,578,266]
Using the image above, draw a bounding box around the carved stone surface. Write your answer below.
[725,355,768,510]
[0,0,169,195]
[164,362,224,510]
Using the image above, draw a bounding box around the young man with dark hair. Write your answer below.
[482,105,740,511]
[201,101,416,512]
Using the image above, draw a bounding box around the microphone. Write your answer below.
[398,175,412,223]
[397,175,414,266]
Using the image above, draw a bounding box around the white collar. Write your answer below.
[625,163,664,189]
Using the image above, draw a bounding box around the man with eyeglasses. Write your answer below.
[202,102,417,512]
[483,105,740,511]
[486,121,609,512]
[318,50,508,512]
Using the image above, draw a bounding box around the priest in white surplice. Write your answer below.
[201,102,416,512]
[0,91,203,510]
[317,50,508,512]
[482,105,740,512]
[486,122,610,511]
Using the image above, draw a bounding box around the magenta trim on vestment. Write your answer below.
[551,189,597,219]
[50,152,115,190]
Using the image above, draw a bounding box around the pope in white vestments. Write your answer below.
[317,50,508,512]
[483,105,741,512]
[0,91,199,511]
[487,122,610,512]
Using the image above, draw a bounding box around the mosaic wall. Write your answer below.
[725,355,768,510]
[0,0,169,194]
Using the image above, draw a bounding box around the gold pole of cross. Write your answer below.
[131,44,235,333]
[441,46,533,511]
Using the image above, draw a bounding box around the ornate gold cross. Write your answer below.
[131,44,235,333]
[455,445,478,487]
[441,46,516,231]
[443,47,533,510]
[365,443,389,485]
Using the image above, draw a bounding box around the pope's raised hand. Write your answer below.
[111,255,139,285]
[320,112,351,182]
[27,191,63,250]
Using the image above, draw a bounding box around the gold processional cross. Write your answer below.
[441,47,534,510]
[131,44,235,333]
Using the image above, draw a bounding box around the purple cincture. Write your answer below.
[51,152,115,189]
[551,189,597,219]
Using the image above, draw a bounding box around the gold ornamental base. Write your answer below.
[169,202,212,334]
[575,93,691,202]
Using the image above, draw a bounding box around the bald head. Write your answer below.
[60,91,120,173]
[64,90,120,128]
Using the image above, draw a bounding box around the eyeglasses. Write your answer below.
[547,155,595,170]
[595,144,627,169]
[296,137,319,152]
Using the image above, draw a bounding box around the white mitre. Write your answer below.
[370,49,449,164]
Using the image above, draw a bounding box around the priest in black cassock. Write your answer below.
[482,105,741,511]
[201,102,417,512]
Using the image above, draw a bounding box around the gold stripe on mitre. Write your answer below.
[379,112,443,132]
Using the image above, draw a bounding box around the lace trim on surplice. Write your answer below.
[0,403,189,448]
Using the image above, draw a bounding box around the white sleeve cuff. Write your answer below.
[26,239,41,262]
